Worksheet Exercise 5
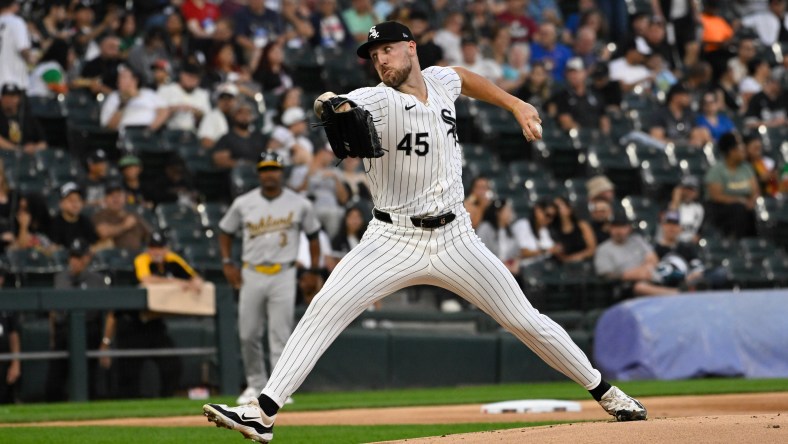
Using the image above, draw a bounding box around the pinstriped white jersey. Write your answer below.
[344,66,464,217]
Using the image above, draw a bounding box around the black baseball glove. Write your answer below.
[317,97,384,159]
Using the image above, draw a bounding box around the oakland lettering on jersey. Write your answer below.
[246,212,295,238]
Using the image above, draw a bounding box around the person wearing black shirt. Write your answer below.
[590,63,622,111]
[552,57,610,134]
[212,102,266,169]
[410,10,444,68]
[79,149,110,207]
[0,84,47,153]
[47,238,108,401]
[79,35,122,94]
[744,75,787,128]
[648,83,709,146]
[49,182,98,249]
[118,155,149,208]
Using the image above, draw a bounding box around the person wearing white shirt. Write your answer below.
[268,107,315,187]
[475,199,521,275]
[157,63,211,131]
[100,66,169,131]
[0,0,32,90]
[511,200,559,268]
[433,12,464,65]
[457,39,503,84]
[608,39,652,92]
[742,0,788,46]
[198,83,238,149]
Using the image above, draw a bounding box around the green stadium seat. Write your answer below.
[156,202,202,231]
[121,127,168,153]
[230,164,258,197]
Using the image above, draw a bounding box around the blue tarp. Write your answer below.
[594,289,788,380]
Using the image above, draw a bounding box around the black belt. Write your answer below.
[373,208,456,229]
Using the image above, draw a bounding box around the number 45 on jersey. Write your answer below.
[397,132,430,156]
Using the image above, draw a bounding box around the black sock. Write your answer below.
[589,380,612,401]
[257,394,280,417]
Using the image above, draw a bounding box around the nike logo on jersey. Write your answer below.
[405,103,416,111]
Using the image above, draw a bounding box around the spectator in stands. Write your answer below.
[327,206,367,271]
[515,61,553,108]
[310,0,354,49]
[586,174,616,204]
[477,198,521,275]
[715,65,742,113]
[279,0,315,46]
[339,157,372,202]
[150,59,172,89]
[496,0,539,43]
[294,146,348,238]
[433,12,464,65]
[647,53,677,95]
[71,3,119,59]
[652,210,706,289]
[28,39,72,98]
[93,182,152,251]
[10,195,53,251]
[100,65,169,132]
[0,161,17,252]
[465,175,492,229]
[552,57,610,134]
[108,232,197,398]
[342,0,378,43]
[499,43,530,93]
[705,132,759,239]
[588,198,613,244]
[528,0,563,25]
[648,83,710,147]
[212,101,266,169]
[698,1,734,71]
[594,212,679,296]
[573,26,605,71]
[117,12,139,56]
[410,10,445,68]
[457,39,502,83]
[33,2,71,47]
[550,196,597,264]
[268,107,314,176]
[530,22,573,82]
[118,155,149,207]
[651,0,699,64]
[683,62,713,104]
[695,90,735,142]
[641,16,671,65]
[608,38,652,92]
[0,0,32,91]
[742,0,788,46]
[564,0,597,36]
[512,199,559,268]
[727,37,757,85]
[463,1,494,42]
[198,83,237,149]
[0,310,20,404]
[79,35,122,95]
[204,42,252,93]
[47,238,108,401]
[744,73,787,128]
[744,133,780,197]
[158,63,211,131]
[589,63,622,111]
[739,58,771,109]
[80,149,109,207]
[668,176,705,243]
[164,11,191,63]
[182,0,221,39]
[781,163,788,195]
[252,40,293,96]
[49,182,98,249]
[0,84,47,153]
[234,0,284,57]
[127,27,168,87]
[145,155,195,206]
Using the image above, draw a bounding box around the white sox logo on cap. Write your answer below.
[369,26,379,39]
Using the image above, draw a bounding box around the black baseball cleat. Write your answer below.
[203,397,275,443]
[598,386,648,421]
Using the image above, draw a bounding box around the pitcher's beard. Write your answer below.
[381,60,412,88]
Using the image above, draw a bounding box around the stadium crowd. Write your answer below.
[0,0,787,401]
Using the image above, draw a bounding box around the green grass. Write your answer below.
[1,378,786,424]
[1,423,559,444]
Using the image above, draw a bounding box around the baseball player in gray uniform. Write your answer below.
[205,22,646,442]
[218,151,322,406]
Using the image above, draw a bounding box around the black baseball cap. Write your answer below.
[610,211,631,226]
[149,231,167,248]
[60,181,82,199]
[105,181,124,194]
[356,21,415,59]
[1,83,22,95]
[663,210,681,224]
[87,149,108,163]
[68,238,90,257]
[257,151,284,171]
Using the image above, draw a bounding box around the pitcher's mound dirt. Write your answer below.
[376,414,787,444]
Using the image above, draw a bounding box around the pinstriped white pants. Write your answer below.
[261,208,601,406]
